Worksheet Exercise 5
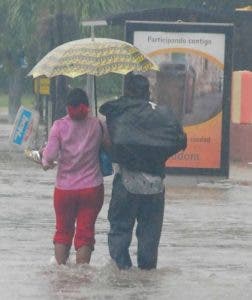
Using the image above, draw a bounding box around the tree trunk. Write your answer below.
[8,68,23,122]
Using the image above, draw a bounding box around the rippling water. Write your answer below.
[1,132,252,299]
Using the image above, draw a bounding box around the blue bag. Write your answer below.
[99,121,113,177]
[99,148,113,176]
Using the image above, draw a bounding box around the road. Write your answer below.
[0,122,252,300]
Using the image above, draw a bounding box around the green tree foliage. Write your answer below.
[0,0,122,120]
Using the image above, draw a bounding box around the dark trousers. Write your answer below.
[108,174,165,270]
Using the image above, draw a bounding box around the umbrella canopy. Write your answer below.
[28,38,158,78]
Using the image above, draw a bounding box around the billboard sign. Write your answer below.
[126,21,233,176]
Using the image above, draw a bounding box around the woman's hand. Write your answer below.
[42,164,52,171]
[42,162,57,171]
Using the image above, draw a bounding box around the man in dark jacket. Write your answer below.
[100,73,186,270]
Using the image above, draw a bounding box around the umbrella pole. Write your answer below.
[86,75,97,116]
[91,26,98,116]
[94,75,98,116]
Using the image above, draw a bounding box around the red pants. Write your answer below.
[53,184,104,250]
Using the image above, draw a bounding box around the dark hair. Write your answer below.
[66,88,89,107]
[124,73,150,99]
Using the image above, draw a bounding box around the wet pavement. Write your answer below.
[1,122,252,300]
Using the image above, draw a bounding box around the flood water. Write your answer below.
[1,124,252,300]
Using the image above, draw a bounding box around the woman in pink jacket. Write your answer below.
[42,88,108,265]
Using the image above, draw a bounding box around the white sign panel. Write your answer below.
[134,31,225,64]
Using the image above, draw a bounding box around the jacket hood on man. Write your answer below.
[99,96,147,118]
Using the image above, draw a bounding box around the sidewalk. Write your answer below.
[229,161,252,185]
[165,161,252,187]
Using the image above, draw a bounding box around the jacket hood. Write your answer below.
[99,96,147,118]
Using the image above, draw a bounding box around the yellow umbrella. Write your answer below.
[28,38,159,78]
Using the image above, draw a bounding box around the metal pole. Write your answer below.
[88,25,97,116]
[91,25,95,41]
[91,25,97,116]
[86,75,95,115]
[82,21,107,117]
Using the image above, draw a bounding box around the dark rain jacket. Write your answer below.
[99,96,187,176]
